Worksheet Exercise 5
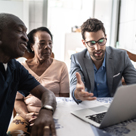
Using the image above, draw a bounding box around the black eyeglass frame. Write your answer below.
[85,38,107,48]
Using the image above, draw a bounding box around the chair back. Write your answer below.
[125,50,136,62]
[121,49,136,85]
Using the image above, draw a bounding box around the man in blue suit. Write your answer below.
[70,18,136,104]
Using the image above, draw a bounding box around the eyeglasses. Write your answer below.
[85,38,107,48]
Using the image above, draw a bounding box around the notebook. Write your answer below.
[71,84,136,128]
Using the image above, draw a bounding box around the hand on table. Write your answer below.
[30,109,56,136]
[74,72,97,101]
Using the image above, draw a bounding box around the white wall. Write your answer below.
[118,0,136,66]
[0,0,29,31]
[118,0,136,53]
[64,33,85,70]
[29,0,43,31]
[94,0,113,47]
[47,0,94,62]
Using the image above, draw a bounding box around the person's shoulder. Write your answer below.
[8,59,26,74]
[52,59,68,72]
[21,60,27,66]
[72,49,87,56]
[10,59,22,67]
[106,46,127,55]
[71,49,88,60]
[53,59,66,66]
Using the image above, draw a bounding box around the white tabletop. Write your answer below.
[54,97,136,136]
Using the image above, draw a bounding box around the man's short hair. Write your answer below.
[81,18,106,40]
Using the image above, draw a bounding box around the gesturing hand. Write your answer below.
[74,72,97,101]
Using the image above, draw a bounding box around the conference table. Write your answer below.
[54,97,136,136]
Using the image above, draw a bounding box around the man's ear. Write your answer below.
[82,39,87,48]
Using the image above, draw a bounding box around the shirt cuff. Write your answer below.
[72,89,82,104]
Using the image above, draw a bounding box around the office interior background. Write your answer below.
[0,0,136,70]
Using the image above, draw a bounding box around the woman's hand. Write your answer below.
[25,112,38,125]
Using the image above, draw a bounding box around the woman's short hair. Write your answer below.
[27,27,53,53]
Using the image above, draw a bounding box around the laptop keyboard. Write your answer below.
[86,112,106,123]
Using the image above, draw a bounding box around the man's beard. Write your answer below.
[91,50,105,61]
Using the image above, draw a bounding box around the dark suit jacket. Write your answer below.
[70,46,136,102]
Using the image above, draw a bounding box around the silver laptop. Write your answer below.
[71,84,136,128]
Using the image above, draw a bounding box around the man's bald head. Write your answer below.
[0,13,25,31]
[0,13,28,62]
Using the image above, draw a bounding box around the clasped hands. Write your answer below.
[74,72,97,101]
[25,112,38,126]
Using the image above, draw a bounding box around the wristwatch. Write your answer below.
[41,105,54,113]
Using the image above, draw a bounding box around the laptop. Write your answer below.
[71,84,136,128]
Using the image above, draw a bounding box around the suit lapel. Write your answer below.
[83,51,94,92]
[106,47,114,95]
[83,47,114,94]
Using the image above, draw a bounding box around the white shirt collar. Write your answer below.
[3,63,8,71]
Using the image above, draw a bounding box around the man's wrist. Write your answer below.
[74,89,79,100]
[41,105,54,114]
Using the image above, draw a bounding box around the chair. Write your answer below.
[51,52,54,58]
[13,108,17,117]
[124,50,136,62]
[121,49,136,85]
[23,50,34,59]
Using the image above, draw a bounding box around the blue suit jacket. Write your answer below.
[70,46,136,102]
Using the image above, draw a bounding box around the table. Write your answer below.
[53,97,136,136]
